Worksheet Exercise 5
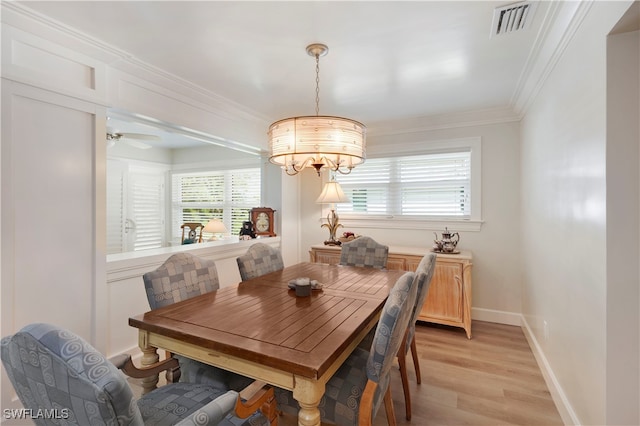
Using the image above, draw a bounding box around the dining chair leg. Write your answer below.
[410,335,422,384]
[397,349,411,420]
[383,386,397,426]
[165,351,181,383]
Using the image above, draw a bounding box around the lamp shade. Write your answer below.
[203,219,228,234]
[267,44,366,176]
[316,181,350,204]
[269,116,366,175]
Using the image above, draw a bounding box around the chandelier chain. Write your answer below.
[315,53,320,116]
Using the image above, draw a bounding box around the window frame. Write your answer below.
[323,137,483,232]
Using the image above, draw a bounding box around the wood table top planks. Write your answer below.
[129,262,407,379]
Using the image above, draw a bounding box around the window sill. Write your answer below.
[332,216,483,232]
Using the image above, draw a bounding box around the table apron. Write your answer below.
[140,331,295,390]
[136,310,381,392]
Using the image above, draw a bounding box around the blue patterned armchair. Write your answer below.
[397,252,437,420]
[143,252,253,391]
[339,236,389,269]
[1,323,276,426]
[236,243,284,282]
[275,271,418,426]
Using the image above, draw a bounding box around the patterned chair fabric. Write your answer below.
[143,252,220,310]
[143,253,253,392]
[0,323,270,426]
[405,253,437,354]
[236,243,284,282]
[275,271,418,426]
[339,236,389,269]
[397,252,437,420]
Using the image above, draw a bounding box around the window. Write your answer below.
[333,139,481,230]
[171,168,260,241]
[337,151,470,217]
[107,160,166,254]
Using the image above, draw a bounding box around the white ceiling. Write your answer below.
[21,1,551,144]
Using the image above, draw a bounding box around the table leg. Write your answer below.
[138,332,160,395]
[293,377,325,426]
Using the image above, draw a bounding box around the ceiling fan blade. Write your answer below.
[123,139,152,150]
[119,133,161,142]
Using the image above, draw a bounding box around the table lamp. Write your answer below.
[316,180,350,245]
[203,219,228,241]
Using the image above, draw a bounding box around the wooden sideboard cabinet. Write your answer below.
[309,244,473,338]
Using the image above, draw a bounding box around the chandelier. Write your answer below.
[268,44,366,176]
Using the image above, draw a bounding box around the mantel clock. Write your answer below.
[250,207,276,237]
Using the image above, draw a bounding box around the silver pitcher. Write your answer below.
[433,227,460,252]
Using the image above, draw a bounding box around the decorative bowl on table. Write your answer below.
[338,232,359,244]
[288,278,323,294]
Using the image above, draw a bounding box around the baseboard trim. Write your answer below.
[471,307,521,325]
[471,308,579,426]
[521,316,580,426]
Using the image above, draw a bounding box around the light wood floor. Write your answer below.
[379,320,564,426]
[130,321,563,425]
[281,321,563,426]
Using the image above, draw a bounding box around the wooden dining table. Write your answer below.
[129,262,407,426]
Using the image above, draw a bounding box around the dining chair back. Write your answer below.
[143,253,253,390]
[397,252,437,419]
[275,271,418,426]
[143,252,219,309]
[339,236,389,269]
[236,243,284,281]
[1,323,274,426]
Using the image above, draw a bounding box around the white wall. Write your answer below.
[299,120,523,323]
[606,27,639,426]
[520,2,636,424]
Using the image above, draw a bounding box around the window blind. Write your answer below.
[130,172,165,251]
[171,168,260,240]
[106,160,126,254]
[336,151,471,218]
[106,161,166,253]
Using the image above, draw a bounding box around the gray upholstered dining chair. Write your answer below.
[236,243,284,282]
[275,271,418,426]
[339,236,389,269]
[1,323,276,426]
[143,252,253,391]
[397,252,437,420]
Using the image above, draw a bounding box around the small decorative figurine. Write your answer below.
[239,221,256,240]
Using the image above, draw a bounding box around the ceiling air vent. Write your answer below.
[491,1,536,37]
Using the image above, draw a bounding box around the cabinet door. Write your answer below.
[420,262,463,322]
[312,249,341,265]
[405,255,423,272]
[386,256,406,270]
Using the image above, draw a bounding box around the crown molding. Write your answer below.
[366,106,520,137]
[512,0,595,116]
[2,2,271,125]
[4,0,593,144]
